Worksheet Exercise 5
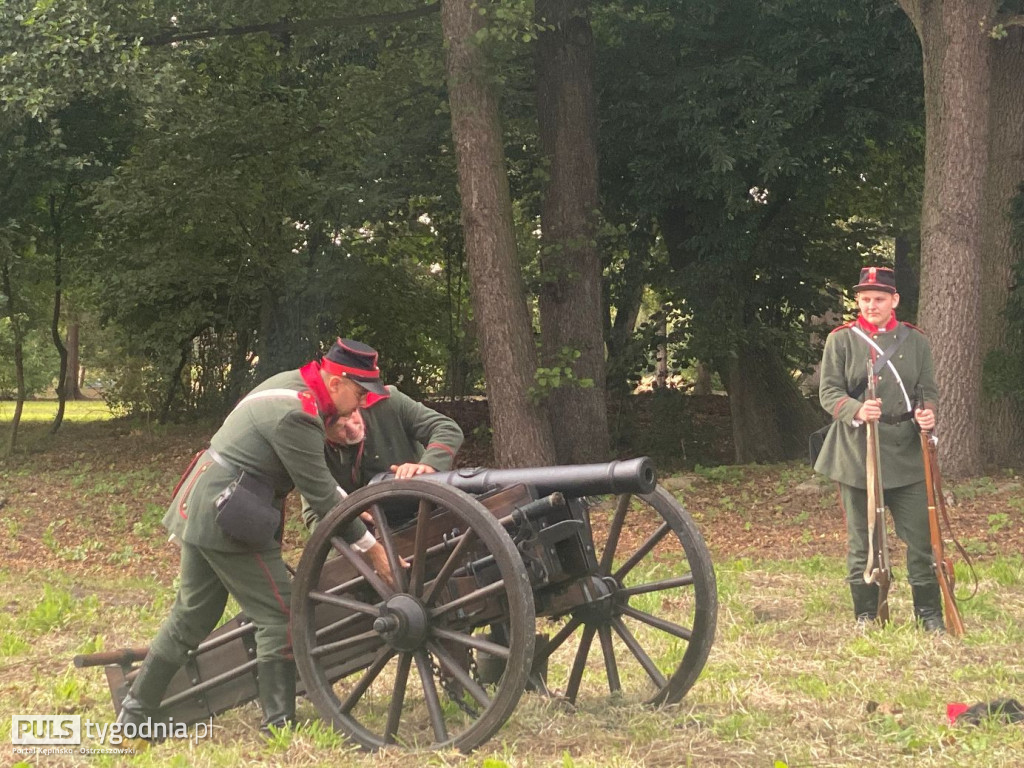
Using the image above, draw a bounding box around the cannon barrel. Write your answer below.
[374,456,656,497]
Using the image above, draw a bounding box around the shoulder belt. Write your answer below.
[236,388,320,417]
[849,324,912,412]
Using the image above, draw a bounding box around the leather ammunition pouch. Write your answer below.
[807,422,833,466]
[214,472,281,548]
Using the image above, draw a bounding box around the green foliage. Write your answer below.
[530,346,594,404]
[693,464,745,484]
[0,0,139,120]
[595,0,923,388]
[0,321,53,397]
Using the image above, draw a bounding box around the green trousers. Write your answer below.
[841,481,937,588]
[149,542,292,665]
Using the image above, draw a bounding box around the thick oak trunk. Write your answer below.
[901,0,994,476]
[980,28,1024,468]
[441,0,557,467]
[536,0,609,463]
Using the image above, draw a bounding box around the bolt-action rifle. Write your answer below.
[863,359,891,624]
[915,386,968,637]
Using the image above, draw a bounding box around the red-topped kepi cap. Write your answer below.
[853,266,897,294]
[321,338,387,396]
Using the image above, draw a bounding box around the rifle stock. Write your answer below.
[920,430,966,637]
[863,359,890,624]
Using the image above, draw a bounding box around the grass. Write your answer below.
[0,556,1020,767]
[0,398,114,422]
[2,409,1023,766]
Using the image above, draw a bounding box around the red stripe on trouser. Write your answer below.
[254,552,293,659]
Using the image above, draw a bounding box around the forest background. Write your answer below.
[2,0,1024,478]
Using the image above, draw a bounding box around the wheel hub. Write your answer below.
[374,594,430,652]
[572,575,620,624]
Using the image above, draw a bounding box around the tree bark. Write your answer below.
[718,341,824,464]
[65,322,82,400]
[693,362,713,396]
[604,225,653,396]
[893,233,919,322]
[1,254,26,456]
[535,0,609,463]
[48,193,69,434]
[979,27,1024,468]
[440,0,557,467]
[900,0,995,476]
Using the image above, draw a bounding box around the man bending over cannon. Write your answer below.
[300,381,464,530]
[120,339,398,737]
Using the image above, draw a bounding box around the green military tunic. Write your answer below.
[163,369,367,550]
[301,386,464,528]
[814,318,938,488]
[150,368,367,666]
[814,315,939,587]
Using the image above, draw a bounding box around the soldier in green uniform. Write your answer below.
[300,385,464,530]
[813,267,944,632]
[119,339,398,736]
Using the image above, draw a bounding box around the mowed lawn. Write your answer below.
[0,399,114,422]
[2,406,1023,767]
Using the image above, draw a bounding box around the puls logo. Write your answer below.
[11,715,81,745]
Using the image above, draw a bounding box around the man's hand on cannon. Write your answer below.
[390,462,436,479]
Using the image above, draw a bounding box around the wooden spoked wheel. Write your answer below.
[291,480,536,752]
[534,486,717,707]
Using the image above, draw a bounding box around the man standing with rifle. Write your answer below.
[813,267,945,632]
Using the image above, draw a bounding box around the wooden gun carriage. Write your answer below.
[75,457,718,751]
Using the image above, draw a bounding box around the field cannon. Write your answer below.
[76,457,717,752]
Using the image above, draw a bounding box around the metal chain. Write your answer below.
[429,646,481,718]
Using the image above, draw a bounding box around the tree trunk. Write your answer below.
[655,317,668,388]
[604,225,653,396]
[158,338,191,424]
[65,321,82,400]
[900,0,995,476]
[1,255,25,456]
[893,233,919,323]
[718,341,824,464]
[440,0,557,467]
[225,327,252,414]
[535,0,609,463]
[49,193,68,434]
[693,362,713,396]
[979,27,1024,468]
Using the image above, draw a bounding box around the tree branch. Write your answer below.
[995,13,1024,30]
[137,4,439,47]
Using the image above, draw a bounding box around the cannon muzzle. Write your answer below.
[374,456,656,497]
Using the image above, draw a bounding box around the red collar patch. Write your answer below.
[363,389,391,409]
[299,361,338,422]
[856,314,898,334]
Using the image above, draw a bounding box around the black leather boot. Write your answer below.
[912,584,946,633]
[850,583,879,625]
[258,660,297,735]
[117,655,180,738]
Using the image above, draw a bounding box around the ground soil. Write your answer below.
[2,396,1021,586]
